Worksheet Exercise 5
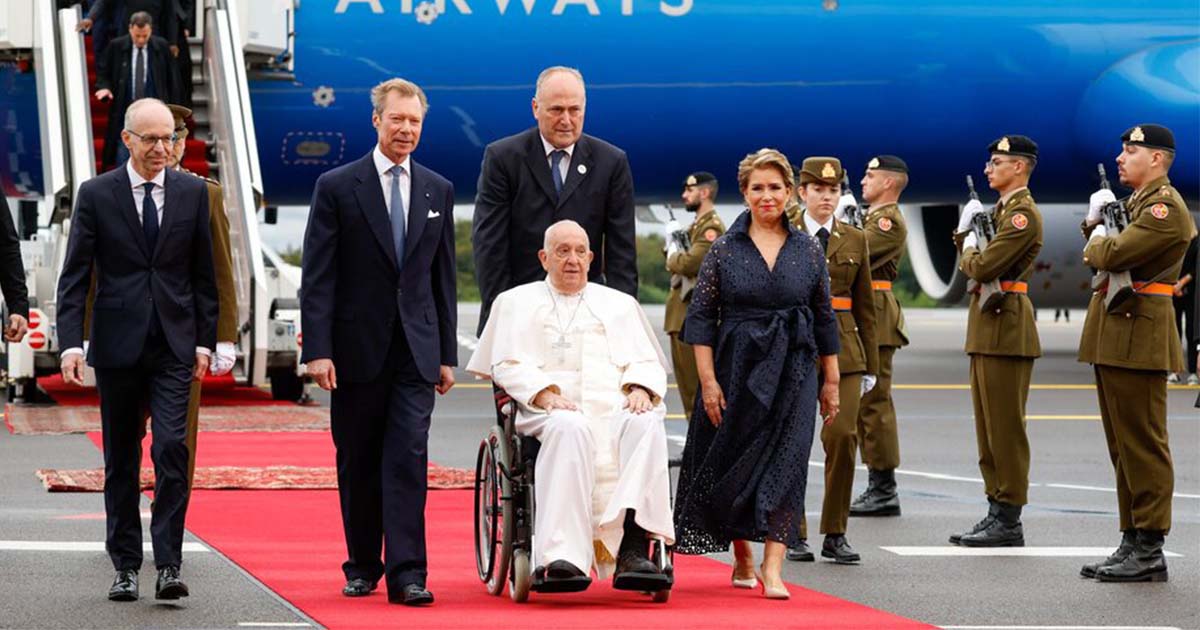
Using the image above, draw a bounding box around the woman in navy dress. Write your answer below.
[673,149,841,599]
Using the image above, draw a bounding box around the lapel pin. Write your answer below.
[578,164,587,175]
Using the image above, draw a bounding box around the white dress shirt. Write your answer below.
[803,211,835,239]
[540,134,574,184]
[61,163,211,359]
[373,145,411,225]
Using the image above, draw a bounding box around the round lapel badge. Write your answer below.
[577,164,587,175]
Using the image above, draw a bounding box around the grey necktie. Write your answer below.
[549,149,566,196]
[134,47,145,100]
[389,164,406,269]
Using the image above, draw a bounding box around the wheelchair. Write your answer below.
[473,387,674,603]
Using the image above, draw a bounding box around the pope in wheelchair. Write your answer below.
[466,220,675,599]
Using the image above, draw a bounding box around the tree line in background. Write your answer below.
[278,220,938,307]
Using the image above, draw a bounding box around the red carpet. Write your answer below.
[187,490,934,629]
[33,374,291,407]
[36,464,473,491]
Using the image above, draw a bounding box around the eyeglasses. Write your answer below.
[984,158,1018,172]
[125,129,179,148]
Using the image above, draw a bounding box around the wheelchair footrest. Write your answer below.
[612,571,673,592]
[531,575,593,593]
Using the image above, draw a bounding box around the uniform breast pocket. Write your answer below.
[830,252,858,286]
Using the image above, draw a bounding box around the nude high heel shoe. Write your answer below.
[731,566,758,589]
[758,564,790,600]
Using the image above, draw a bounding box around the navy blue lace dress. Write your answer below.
[673,210,839,554]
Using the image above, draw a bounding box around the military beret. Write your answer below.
[166,104,192,132]
[867,154,908,174]
[988,135,1037,159]
[1122,124,1174,152]
[684,171,717,188]
[799,157,843,186]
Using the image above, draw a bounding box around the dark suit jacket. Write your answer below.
[472,127,637,333]
[56,166,218,367]
[300,152,458,384]
[88,0,180,44]
[0,196,29,318]
[97,34,181,168]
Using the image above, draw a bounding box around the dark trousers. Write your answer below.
[330,325,434,592]
[96,334,193,571]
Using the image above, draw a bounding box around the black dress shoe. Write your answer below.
[387,583,434,606]
[155,566,189,600]
[1096,530,1169,583]
[959,502,1024,547]
[821,534,862,564]
[613,550,670,592]
[532,560,592,593]
[1081,530,1135,579]
[108,569,139,602]
[342,577,377,597]
[786,540,815,562]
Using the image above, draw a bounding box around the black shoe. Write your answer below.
[1081,530,1135,579]
[532,560,592,593]
[959,502,1024,547]
[850,469,901,517]
[786,540,815,562]
[387,583,434,606]
[342,577,377,597]
[821,534,862,564]
[950,500,1000,545]
[1096,530,1169,583]
[108,569,139,602]
[155,566,189,600]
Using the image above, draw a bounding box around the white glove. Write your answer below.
[666,240,680,258]
[1087,189,1116,225]
[957,199,985,233]
[664,219,681,239]
[860,374,877,396]
[834,194,857,222]
[210,341,236,376]
[962,232,978,251]
[664,219,682,256]
[1089,224,1108,240]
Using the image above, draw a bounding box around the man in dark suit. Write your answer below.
[80,0,180,57]
[300,78,457,607]
[57,98,217,602]
[472,66,637,334]
[94,11,182,170]
[1,196,29,342]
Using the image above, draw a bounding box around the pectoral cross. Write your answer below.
[551,334,572,361]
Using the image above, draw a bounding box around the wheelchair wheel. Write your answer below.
[474,428,513,596]
[510,548,532,603]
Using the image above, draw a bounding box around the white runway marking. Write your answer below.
[884,546,1183,558]
[1045,483,1200,500]
[456,330,479,352]
[0,541,210,553]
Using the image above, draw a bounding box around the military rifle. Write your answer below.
[1091,164,1134,311]
[965,175,1005,311]
[840,173,865,229]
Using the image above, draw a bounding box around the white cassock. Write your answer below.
[466,279,675,578]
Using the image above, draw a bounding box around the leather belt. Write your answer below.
[1133,281,1174,297]
[872,280,892,291]
[831,296,853,311]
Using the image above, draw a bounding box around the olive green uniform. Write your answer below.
[1078,175,1194,533]
[858,203,909,471]
[664,210,725,419]
[791,208,879,536]
[954,189,1043,507]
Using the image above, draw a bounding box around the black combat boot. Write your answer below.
[1095,529,1168,583]
[1080,530,1135,578]
[850,469,900,517]
[949,499,999,545]
[959,501,1024,547]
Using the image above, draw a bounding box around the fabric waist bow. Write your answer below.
[722,305,816,407]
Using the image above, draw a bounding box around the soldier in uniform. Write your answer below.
[166,104,239,487]
[787,157,878,564]
[950,135,1043,547]
[664,172,725,419]
[1077,124,1194,582]
[851,155,910,517]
